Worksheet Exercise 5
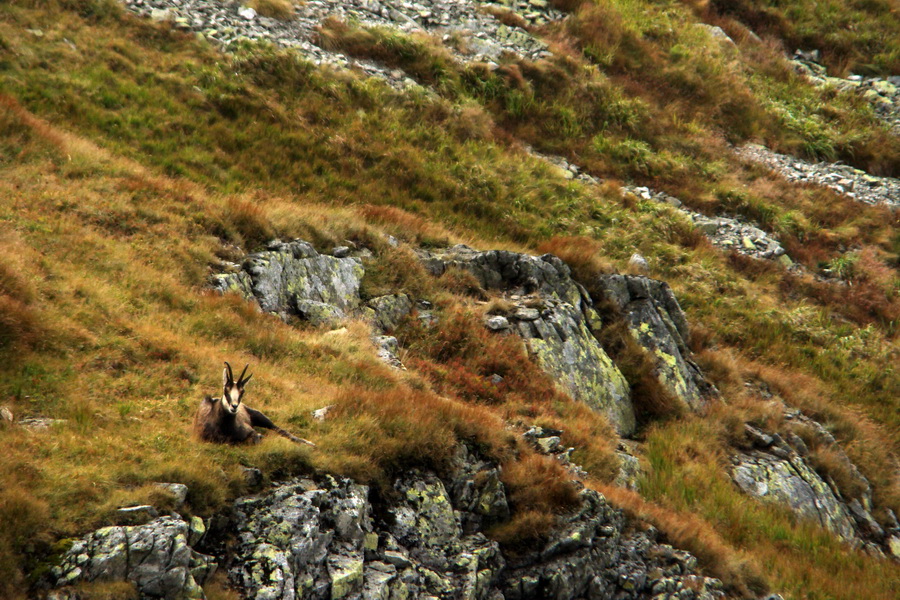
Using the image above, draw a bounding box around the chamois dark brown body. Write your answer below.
[193,362,313,446]
[193,397,264,444]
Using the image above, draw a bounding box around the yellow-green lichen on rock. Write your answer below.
[732,450,858,541]
[522,303,635,436]
[595,274,712,412]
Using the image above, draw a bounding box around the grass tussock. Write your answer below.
[246,0,294,20]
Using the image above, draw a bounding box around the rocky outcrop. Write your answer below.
[213,241,415,337]
[732,448,858,541]
[52,515,214,599]
[48,442,730,600]
[594,275,715,412]
[367,293,414,332]
[225,447,725,600]
[420,245,635,436]
[736,143,900,208]
[732,419,900,555]
[212,240,365,326]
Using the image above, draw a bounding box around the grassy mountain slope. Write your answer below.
[1,1,899,599]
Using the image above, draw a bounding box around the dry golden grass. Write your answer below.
[596,483,764,597]
[246,0,295,20]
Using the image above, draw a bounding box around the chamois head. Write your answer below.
[222,362,252,415]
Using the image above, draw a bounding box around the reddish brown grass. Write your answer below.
[596,483,764,597]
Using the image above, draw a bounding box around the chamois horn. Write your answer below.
[237,363,251,386]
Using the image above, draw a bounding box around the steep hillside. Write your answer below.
[0,1,899,600]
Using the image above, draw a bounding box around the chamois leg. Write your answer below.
[246,407,316,447]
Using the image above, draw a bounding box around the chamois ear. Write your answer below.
[237,364,252,387]
[223,361,234,388]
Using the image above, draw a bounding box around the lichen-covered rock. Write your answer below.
[222,446,725,600]
[373,335,405,370]
[447,445,511,534]
[52,516,215,600]
[733,416,895,552]
[594,274,714,411]
[502,488,726,600]
[231,476,372,600]
[732,450,857,541]
[517,300,634,435]
[368,294,413,332]
[420,245,634,435]
[212,240,364,325]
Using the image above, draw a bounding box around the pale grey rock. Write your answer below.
[615,442,642,491]
[485,315,511,331]
[513,306,541,321]
[154,483,189,508]
[116,505,159,525]
[212,240,364,325]
[52,516,214,599]
[312,405,334,422]
[242,466,264,489]
[368,293,413,331]
[373,335,405,369]
[732,451,858,541]
[697,23,734,45]
[628,253,649,273]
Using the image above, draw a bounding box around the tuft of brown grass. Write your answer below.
[487,509,557,550]
[537,236,615,288]
[357,205,454,248]
[246,0,295,20]
[596,483,764,597]
[503,453,581,513]
[69,581,139,600]
[597,321,686,424]
[439,266,488,300]
[215,196,276,251]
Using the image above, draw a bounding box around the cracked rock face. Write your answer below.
[731,418,899,554]
[516,299,635,435]
[594,274,715,412]
[226,449,726,600]
[420,245,635,436]
[212,240,365,326]
[732,450,858,541]
[52,515,215,600]
[49,447,730,600]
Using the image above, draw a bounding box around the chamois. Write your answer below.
[193,362,314,446]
